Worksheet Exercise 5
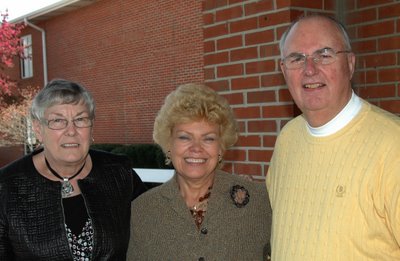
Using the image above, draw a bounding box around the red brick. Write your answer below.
[380,100,400,114]
[276,0,290,8]
[217,35,243,50]
[346,9,376,25]
[222,92,244,105]
[230,47,258,61]
[217,63,244,77]
[262,104,294,118]
[247,90,276,103]
[204,67,215,80]
[351,40,377,53]
[245,29,274,46]
[359,52,397,68]
[204,23,229,39]
[345,0,356,10]
[233,163,262,176]
[260,43,280,57]
[379,3,400,19]
[324,0,336,11]
[378,36,400,51]
[203,0,228,11]
[225,149,246,161]
[357,85,396,99]
[233,106,261,119]
[261,73,285,87]
[379,68,400,82]
[231,76,260,90]
[246,60,275,74]
[203,13,214,25]
[204,40,215,53]
[236,135,262,147]
[279,88,292,102]
[204,52,229,66]
[358,0,392,9]
[263,134,277,147]
[249,149,273,162]
[206,80,230,92]
[230,17,258,33]
[245,0,274,15]
[357,21,395,38]
[248,120,277,132]
[216,6,243,22]
[259,10,292,27]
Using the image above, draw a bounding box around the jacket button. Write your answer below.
[198,257,205,261]
[200,228,208,235]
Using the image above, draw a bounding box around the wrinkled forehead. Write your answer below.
[283,17,346,55]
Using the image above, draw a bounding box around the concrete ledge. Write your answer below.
[134,168,174,183]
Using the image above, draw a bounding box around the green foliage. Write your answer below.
[90,143,172,169]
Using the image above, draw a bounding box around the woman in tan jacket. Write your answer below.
[127,83,272,260]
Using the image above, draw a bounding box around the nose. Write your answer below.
[64,121,78,136]
[303,56,318,76]
[189,139,203,152]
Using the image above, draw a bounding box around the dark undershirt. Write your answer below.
[62,194,89,235]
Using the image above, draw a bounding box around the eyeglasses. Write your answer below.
[44,117,93,130]
[281,48,352,70]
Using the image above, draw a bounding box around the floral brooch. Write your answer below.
[230,185,250,208]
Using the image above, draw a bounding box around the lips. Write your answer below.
[303,83,325,89]
[61,143,79,148]
[185,158,206,163]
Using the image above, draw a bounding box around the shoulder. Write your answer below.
[365,101,400,129]
[215,171,268,200]
[89,149,131,166]
[0,154,32,182]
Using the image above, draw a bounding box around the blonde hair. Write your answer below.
[153,83,238,158]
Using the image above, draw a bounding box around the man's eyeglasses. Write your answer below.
[281,48,352,70]
[44,117,93,130]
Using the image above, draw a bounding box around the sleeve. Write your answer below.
[0,182,13,260]
[385,158,400,246]
[130,169,147,201]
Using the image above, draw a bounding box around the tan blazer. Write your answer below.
[127,170,272,261]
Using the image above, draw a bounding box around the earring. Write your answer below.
[218,154,223,164]
[91,136,95,144]
[165,151,171,165]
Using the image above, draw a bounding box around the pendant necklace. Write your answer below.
[45,157,86,198]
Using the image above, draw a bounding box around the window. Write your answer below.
[20,35,33,78]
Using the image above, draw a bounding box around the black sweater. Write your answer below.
[0,149,146,260]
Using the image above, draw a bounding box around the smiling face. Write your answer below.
[33,102,92,167]
[169,120,222,183]
[280,16,355,127]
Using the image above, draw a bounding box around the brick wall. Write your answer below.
[2,0,398,173]
[21,0,204,144]
[203,0,399,179]
[345,0,400,114]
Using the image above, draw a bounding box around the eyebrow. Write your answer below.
[47,111,88,118]
[286,47,334,56]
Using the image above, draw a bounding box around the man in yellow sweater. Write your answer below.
[266,14,400,260]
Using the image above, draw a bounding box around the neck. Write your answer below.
[44,154,87,179]
[304,90,353,127]
[177,173,215,208]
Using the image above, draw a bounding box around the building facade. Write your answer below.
[2,0,399,178]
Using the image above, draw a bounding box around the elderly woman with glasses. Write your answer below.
[127,83,272,260]
[0,79,146,260]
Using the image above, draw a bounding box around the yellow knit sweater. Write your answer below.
[266,101,400,260]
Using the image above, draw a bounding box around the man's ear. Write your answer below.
[347,52,356,80]
[280,61,287,80]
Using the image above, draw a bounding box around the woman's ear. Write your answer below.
[32,120,43,143]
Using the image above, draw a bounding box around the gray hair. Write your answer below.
[279,14,352,58]
[30,79,95,121]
